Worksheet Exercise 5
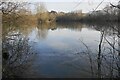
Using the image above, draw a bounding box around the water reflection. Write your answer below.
[83,22,120,78]
[2,22,120,78]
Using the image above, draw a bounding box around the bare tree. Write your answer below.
[0,2,20,15]
[2,32,35,78]
[110,1,120,9]
[35,2,47,14]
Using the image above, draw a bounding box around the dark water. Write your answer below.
[3,22,120,78]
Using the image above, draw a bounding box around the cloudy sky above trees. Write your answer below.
[31,0,119,13]
[6,0,120,13]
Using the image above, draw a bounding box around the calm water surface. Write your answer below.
[28,26,100,77]
[3,23,120,78]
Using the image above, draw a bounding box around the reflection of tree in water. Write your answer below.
[78,22,120,78]
[3,24,35,39]
[36,22,85,40]
[56,22,85,31]
[84,22,119,36]
[19,25,35,37]
[36,23,49,40]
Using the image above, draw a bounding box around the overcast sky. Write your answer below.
[43,2,108,13]
[8,0,119,13]
[28,0,119,2]
[31,0,119,13]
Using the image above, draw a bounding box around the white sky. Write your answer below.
[28,0,119,2]
[43,2,108,13]
[29,0,119,13]
[6,0,120,13]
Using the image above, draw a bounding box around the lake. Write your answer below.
[2,22,120,78]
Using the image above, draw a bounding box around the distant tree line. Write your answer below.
[80,1,120,22]
[1,1,120,24]
[56,1,120,22]
[56,12,82,22]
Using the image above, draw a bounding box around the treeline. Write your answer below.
[56,13,83,22]
[1,1,120,24]
[1,2,58,25]
[1,2,37,26]
[81,3,120,22]
[56,1,120,22]
[1,2,65,25]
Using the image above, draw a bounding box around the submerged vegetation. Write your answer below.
[2,32,35,78]
[78,22,120,78]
